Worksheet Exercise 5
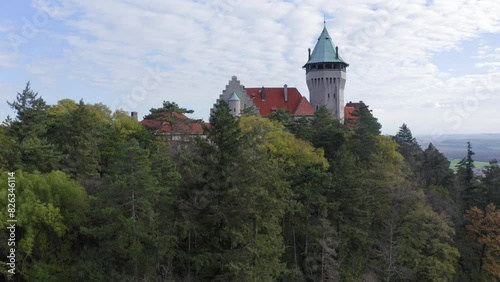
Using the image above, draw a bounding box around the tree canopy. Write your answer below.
[1,82,498,281]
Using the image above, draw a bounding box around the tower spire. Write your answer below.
[303,25,349,120]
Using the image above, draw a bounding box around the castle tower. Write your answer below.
[228,92,241,117]
[303,25,349,120]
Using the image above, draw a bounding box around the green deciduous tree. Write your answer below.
[0,126,16,170]
[398,200,459,281]
[240,115,333,281]
[0,170,88,281]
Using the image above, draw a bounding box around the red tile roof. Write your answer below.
[140,112,205,135]
[244,87,314,116]
[345,101,370,120]
[294,97,316,116]
[344,106,358,119]
[345,101,364,110]
[143,111,190,120]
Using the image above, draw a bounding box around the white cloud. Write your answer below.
[0,53,19,68]
[1,0,500,134]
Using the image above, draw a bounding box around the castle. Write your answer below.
[215,24,357,121]
[141,24,362,136]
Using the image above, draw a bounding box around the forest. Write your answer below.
[1,83,499,282]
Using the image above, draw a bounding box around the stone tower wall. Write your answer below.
[307,69,346,121]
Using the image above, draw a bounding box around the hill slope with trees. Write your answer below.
[1,83,499,281]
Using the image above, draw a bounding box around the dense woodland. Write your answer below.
[1,83,499,282]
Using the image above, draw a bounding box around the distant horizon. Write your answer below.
[415,132,500,137]
[1,1,499,136]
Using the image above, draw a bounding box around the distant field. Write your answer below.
[417,133,500,163]
[448,159,490,170]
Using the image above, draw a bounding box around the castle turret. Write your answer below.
[228,92,241,117]
[303,25,349,120]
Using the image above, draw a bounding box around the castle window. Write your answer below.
[328,93,330,99]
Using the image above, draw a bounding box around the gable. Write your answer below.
[294,96,316,116]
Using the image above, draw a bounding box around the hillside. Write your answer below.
[417,134,500,162]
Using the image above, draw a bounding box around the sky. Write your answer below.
[1,0,499,137]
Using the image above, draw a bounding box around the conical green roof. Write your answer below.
[305,27,347,65]
[228,92,240,101]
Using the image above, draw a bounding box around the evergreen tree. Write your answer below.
[173,102,289,280]
[7,82,60,172]
[349,104,381,162]
[457,142,482,209]
[310,106,345,161]
[50,100,100,178]
[422,143,452,188]
[268,108,293,129]
[75,139,176,281]
[143,101,198,138]
[482,160,500,206]
[394,124,425,187]
[146,100,194,116]
[394,123,416,144]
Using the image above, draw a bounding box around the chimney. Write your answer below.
[131,111,138,120]
[335,46,339,59]
[308,48,311,60]
[284,84,288,103]
[261,86,265,101]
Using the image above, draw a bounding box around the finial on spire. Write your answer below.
[323,13,326,27]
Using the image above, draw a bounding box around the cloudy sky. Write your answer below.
[1,0,499,136]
